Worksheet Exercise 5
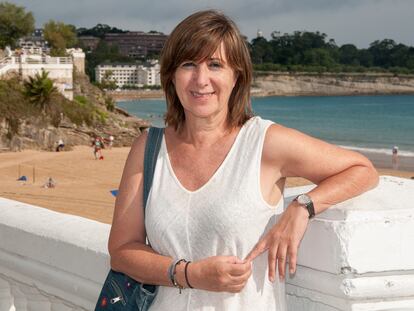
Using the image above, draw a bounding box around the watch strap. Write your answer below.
[294,194,315,219]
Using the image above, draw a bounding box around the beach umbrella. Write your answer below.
[110,189,118,197]
[17,176,27,181]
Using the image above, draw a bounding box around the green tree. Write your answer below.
[0,2,34,48]
[368,39,397,67]
[77,23,125,39]
[339,44,359,65]
[98,70,118,90]
[303,48,335,67]
[23,70,58,113]
[250,37,273,64]
[43,20,77,56]
[85,40,133,80]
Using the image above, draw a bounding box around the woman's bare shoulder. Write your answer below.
[263,124,374,181]
[124,131,149,171]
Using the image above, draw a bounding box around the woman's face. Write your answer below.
[173,43,237,121]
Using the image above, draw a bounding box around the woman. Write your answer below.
[108,10,378,310]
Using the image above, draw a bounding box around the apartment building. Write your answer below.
[78,36,101,51]
[104,32,167,58]
[95,61,160,88]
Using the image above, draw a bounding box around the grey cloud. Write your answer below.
[12,0,365,26]
[9,0,414,47]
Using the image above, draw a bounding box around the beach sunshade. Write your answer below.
[17,175,27,181]
[110,189,119,197]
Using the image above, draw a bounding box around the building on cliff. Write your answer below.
[0,48,85,100]
[104,31,167,58]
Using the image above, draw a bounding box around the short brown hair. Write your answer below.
[160,10,253,130]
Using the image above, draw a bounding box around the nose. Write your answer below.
[193,63,209,87]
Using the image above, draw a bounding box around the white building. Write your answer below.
[95,60,161,88]
[0,48,85,100]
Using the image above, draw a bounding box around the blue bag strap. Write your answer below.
[143,127,164,214]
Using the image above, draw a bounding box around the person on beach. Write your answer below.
[392,145,399,170]
[108,10,378,311]
[92,136,104,160]
[56,139,64,152]
[108,135,114,149]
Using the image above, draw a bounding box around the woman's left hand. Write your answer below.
[244,202,309,282]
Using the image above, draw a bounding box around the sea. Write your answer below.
[117,95,414,157]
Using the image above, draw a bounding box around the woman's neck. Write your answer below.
[176,113,235,148]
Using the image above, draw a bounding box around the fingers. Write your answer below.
[267,244,278,282]
[288,245,298,275]
[228,260,251,276]
[231,264,252,281]
[277,244,288,281]
[226,264,252,293]
[225,256,245,264]
[244,241,268,262]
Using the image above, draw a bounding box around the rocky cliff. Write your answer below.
[0,73,150,152]
[252,72,414,96]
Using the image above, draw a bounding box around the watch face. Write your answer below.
[297,194,311,205]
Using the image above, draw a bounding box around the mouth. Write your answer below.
[190,91,215,98]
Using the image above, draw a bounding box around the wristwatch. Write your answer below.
[294,194,315,219]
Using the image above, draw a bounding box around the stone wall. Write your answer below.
[0,176,413,310]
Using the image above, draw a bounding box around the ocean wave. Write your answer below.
[339,145,414,157]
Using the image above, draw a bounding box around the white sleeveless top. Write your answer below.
[146,116,286,311]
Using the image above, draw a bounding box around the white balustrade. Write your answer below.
[0,176,413,310]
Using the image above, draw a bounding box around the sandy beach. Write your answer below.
[0,146,413,224]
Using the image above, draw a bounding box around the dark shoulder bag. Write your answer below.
[94,127,163,311]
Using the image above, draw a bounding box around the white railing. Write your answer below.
[12,56,72,65]
[0,57,12,65]
[0,176,413,310]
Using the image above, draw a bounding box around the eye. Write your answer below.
[209,61,222,69]
[181,61,196,68]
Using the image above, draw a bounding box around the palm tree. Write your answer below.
[23,70,58,113]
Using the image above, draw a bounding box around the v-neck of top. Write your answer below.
[163,121,249,194]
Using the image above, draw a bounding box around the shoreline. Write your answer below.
[110,90,414,102]
[108,72,414,101]
[0,146,413,225]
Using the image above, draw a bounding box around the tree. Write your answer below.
[77,23,125,39]
[250,37,273,64]
[85,40,133,80]
[98,70,118,90]
[339,44,360,65]
[368,39,397,67]
[43,20,77,56]
[0,2,34,48]
[303,48,335,67]
[23,70,58,113]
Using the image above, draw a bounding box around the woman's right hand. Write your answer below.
[188,256,252,293]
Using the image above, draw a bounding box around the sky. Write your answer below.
[10,0,414,48]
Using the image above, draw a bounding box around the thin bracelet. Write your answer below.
[168,259,181,286]
[169,259,186,293]
[184,261,193,289]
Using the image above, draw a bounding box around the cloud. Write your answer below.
[9,0,414,47]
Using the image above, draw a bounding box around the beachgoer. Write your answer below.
[392,145,399,170]
[107,10,378,311]
[56,139,64,152]
[92,137,103,160]
[43,177,56,188]
[108,135,114,149]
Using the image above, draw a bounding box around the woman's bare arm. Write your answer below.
[246,124,379,281]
